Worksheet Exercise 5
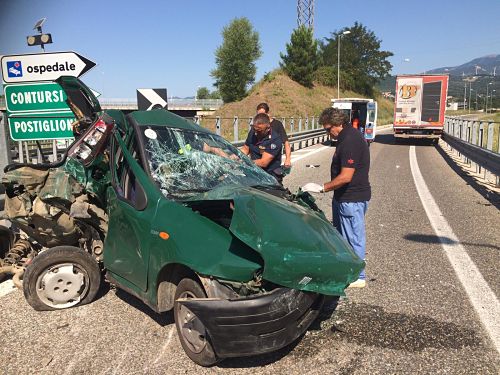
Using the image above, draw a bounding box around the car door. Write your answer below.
[103,133,155,292]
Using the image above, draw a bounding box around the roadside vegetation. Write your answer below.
[201,71,394,140]
[208,20,394,133]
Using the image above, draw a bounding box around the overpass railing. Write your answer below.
[0,97,224,111]
[98,98,223,109]
[442,116,500,182]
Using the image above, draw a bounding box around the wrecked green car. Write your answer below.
[0,76,363,366]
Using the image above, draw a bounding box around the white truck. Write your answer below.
[331,98,378,143]
[393,74,449,140]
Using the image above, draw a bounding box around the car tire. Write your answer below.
[174,277,219,366]
[23,246,101,311]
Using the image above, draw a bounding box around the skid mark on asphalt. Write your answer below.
[0,279,16,297]
[409,145,500,354]
[142,325,176,373]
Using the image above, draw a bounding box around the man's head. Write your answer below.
[253,112,271,136]
[256,102,270,115]
[319,107,349,139]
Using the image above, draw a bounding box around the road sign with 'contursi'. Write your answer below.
[4,82,75,140]
[5,82,72,114]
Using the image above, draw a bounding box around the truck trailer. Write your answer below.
[393,74,449,140]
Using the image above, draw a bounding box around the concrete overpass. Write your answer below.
[0,97,223,116]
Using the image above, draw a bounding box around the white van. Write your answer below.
[331,98,378,143]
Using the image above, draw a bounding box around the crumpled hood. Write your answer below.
[193,186,364,296]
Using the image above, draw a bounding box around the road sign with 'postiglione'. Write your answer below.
[5,82,71,114]
[8,113,76,141]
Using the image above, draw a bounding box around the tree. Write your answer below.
[319,22,393,95]
[211,18,261,103]
[196,87,210,100]
[280,26,319,88]
[208,90,221,100]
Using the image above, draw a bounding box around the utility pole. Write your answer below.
[463,82,467,110]
[469,83,472,114]
[297,0,314,32]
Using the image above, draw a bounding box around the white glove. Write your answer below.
[301,182,324,193]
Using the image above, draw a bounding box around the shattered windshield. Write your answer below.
[142,126,279,200]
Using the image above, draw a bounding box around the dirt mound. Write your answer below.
[202,71,394,139]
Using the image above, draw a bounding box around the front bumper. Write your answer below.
[177,288,324,358]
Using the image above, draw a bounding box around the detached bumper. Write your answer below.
[178,288,324,358]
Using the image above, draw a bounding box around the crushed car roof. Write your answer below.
[128,109,211,133]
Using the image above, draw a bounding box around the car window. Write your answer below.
[112,137,146,208]
[140,126,279,200]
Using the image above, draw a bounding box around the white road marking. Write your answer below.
[291,146,330,163]
[0,279,16,298]
[409,145,500,353]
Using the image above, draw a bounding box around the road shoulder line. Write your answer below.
[409,145,500,354]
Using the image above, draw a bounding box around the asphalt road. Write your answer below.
[1,128,499,374]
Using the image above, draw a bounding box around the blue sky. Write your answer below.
[1,0,499,98]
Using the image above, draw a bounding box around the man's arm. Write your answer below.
[284,140,292,167]
[253,152,274,168]
[323,167,355,192]
[240,145,250,155]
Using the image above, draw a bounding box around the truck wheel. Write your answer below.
[23,246,101,311]
[174,278,218,366]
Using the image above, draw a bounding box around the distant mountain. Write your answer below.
[427,54,500,76]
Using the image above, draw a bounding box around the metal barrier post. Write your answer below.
[248,117,253,130]
[233,116,239,143]
[0,112,12,174]
[305,116,309,130]
[18,142,24,163]
[215,116,221,136]
[487,123,495,151]
[478,127,483,173]
[24,142,30,163]
[290,117,294,133]
[52,140,57,162]
[311,116,315,129]
[298,117,302,132]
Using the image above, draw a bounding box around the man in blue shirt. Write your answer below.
[241,113,283,184]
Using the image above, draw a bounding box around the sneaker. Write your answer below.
[348,279,366,288]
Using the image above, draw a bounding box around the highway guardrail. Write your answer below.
[443,116,500,180]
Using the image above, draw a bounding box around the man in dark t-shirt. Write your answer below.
[302,107,370,288]
[241,113,283,184]
[256,102,291,169]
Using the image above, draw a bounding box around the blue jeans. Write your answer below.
[332,200,369,280]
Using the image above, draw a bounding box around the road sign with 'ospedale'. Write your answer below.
[5,82,71,113]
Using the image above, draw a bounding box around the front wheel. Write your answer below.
[174,277,218,366]
[23,246,101,311]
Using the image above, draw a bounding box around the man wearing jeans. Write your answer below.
[302,107,371,288]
